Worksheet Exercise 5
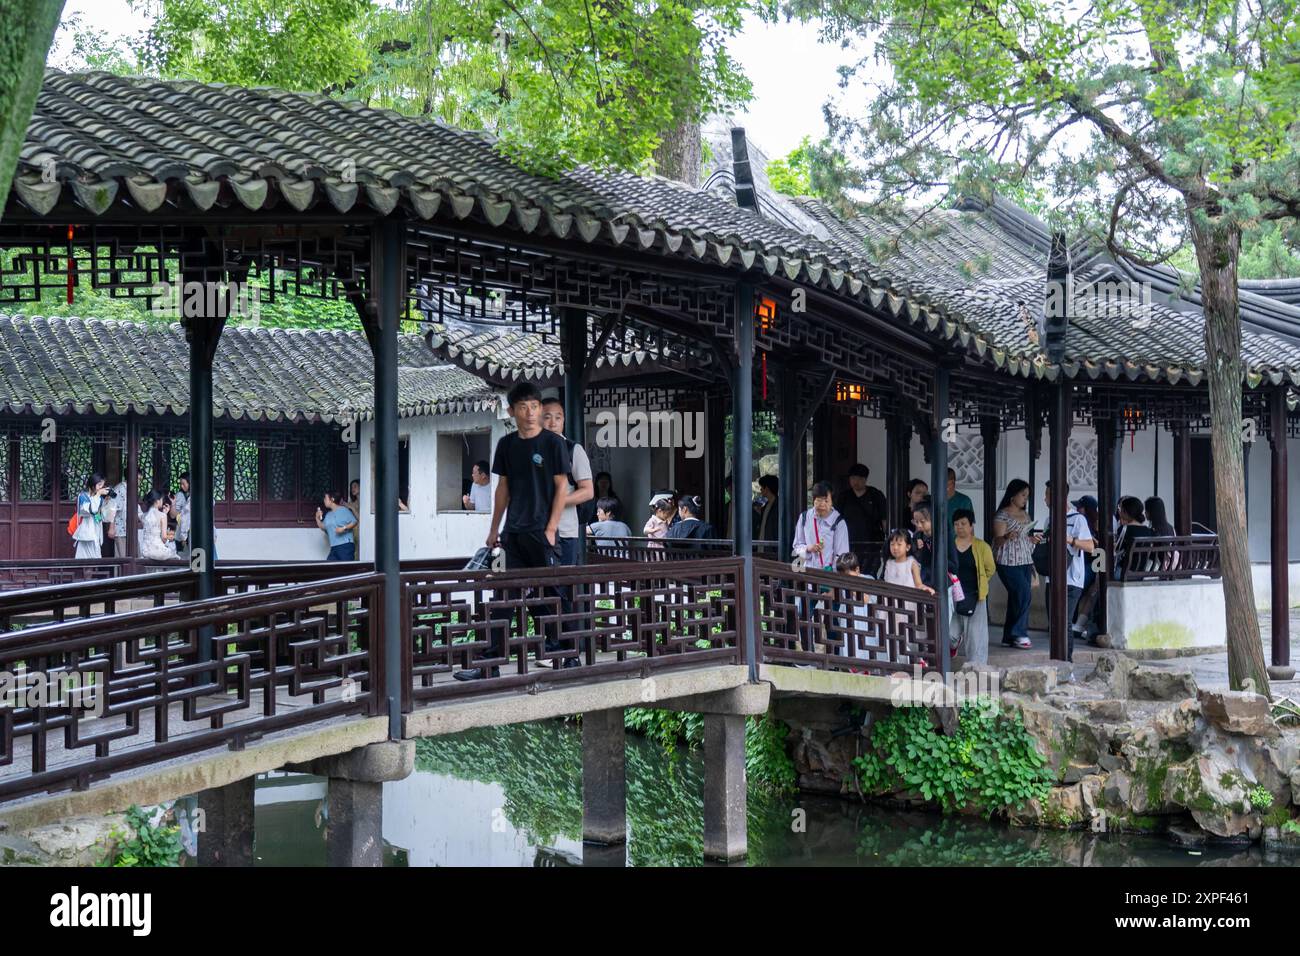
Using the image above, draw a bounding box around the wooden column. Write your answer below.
[732,284,757,679]
[125,411,139,561]
[1173,423,1193,534]
[886,413,912,530]
[1270,387,1291,671]
[980,416,999,544]
[777,374,797,562]
[368,222,404,738]
[930,367,950,676]
[706,395,726,536]
[562,306,588,565]
[1095,417,1117,634]
[182,248,227,659]
[1047,384,1069,661]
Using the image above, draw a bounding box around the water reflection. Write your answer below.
[253,722,1294,867]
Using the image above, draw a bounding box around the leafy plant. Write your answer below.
[1249,786,1274,812]
[1282,819,1300,836]
[852,703,1052,815]
[97,805,184,867]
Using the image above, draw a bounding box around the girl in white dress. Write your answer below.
[140,490,178,561]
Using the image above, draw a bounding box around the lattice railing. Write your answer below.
[754,557,938,674]
[0,573,383,802]
[401,558,746,705]
[1121,535,1221,582]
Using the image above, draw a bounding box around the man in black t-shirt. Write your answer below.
[834,463,887,570]
[456,381,572,681]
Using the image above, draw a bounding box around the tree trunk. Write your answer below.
[1189,208,1271,697]
[653,114,702,186]
[0,1,65,219]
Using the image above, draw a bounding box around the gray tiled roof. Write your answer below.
[13,72,981,364]
[0,314,498,422]
[12,72,1300,387]
[795,196,1300,386]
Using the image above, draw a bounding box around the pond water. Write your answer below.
[252,721,1295,867]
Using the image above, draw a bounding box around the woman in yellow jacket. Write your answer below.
[951,508,995,663]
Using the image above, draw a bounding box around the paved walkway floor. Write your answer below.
[981,608,1300,695]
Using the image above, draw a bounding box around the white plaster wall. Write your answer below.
[214,527,328,561]
[1106,579,1227,650]
[358,409,510,562]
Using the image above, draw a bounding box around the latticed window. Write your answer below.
[167,436,190,491]
[232,439,259,501]
[138,435,155,493]
[213,440,226,500]
[19,434,51,501]
[60,429,94,501]
[267,445,294,500]
[0,436,9,503]
[300,439,329,502]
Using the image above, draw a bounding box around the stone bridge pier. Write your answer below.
[580,682,769,863]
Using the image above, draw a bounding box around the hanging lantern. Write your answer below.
[1122,406,1143,451]
[835,381,867,404]
[756,295,777,334]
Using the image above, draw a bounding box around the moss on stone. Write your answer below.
[1126,621,1195,649]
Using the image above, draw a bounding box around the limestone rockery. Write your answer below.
[776,655,1300,849]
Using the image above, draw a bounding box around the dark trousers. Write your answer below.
[486,531,569,660]
[997,564,1033,642]
[1044,580,1085,661]
[328,543,356,561]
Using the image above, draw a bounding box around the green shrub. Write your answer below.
[853,703,1052,815]
[97,805,184,867]
[1249,785,1274,811]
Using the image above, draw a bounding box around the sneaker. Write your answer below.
[453,666,500,682]
[561,657,581,669]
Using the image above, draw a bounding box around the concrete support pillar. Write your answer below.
[581,708,626,845]
[702,713,747,862]
[326,778,384,867]
[290,739,414,868]
[195,776,255,866]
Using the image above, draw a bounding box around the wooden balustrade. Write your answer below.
[0,573,384,803]
[1120,535,1221,582]
[754,557,939,674]
[400,558,747,705]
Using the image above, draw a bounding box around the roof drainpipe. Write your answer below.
[1044,231,1071,365]
[731,127,760,214]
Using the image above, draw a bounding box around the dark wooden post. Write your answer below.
[707,395,726,535]
[1173,423,1193,534]
[930,367,951,675]
[777,370,797,561]
[887,413,912,530]
[1269,387,1291,672]
[125,411,139,561]
[1095,416,1116,634]
[980,415,999,544]
[562,306,587,564]
[182,251,226,657]
[732,284,757,679]
[1047,384,1069,660]
[1026,388,1040,521]
[371,222,404,737]
[812,402,831,494]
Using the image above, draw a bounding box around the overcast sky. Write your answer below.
[51,3,858,163]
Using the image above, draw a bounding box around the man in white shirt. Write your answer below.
[1042,480,1094,662]
[462,460,492,512]
[541,398,593,566]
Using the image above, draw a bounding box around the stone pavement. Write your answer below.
[980,608,1300,696]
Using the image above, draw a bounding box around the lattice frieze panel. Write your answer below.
[0,224,371,309]
[1067,434,1097,490]
[948,433,985,486]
